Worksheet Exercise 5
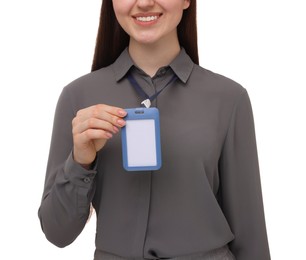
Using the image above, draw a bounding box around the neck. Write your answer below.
[128,34,181,77]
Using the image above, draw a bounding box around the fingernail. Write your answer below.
[118,110,127,116]
[106,132,113,138]
[113,126,119,133]
[117,119,125,126]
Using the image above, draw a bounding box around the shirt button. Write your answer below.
[160,68,167,74]
[84,177,91,183]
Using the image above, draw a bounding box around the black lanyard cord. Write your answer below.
[127,73,178,107]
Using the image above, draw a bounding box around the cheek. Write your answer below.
[112,0,133,18]
[112,2,131,31]
[158,0,187,10]
[160,2,185,23]
[112,1,125,18]
[167,9,184,29]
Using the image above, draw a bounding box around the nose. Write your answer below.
[136,0,155,9]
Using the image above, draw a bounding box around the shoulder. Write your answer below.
[57,65,118,111]
[190,64,247,100]
[63,65,114,93]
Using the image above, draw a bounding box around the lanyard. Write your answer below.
[127,73,178,108]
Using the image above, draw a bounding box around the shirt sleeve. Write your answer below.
[218,90,270,259]
[38,86,97,248]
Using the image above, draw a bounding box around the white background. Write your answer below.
[0,0,305,259]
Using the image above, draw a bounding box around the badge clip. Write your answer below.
[141,99,151,108]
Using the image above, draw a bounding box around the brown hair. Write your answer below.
[91,0,198,72]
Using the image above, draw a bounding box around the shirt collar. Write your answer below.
[169,48,194,83]
[112,48,194,84]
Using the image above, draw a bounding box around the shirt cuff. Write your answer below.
[63,152,97,188]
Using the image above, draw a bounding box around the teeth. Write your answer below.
[136,16,158,22]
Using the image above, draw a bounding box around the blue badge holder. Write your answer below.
[121,107,162,171]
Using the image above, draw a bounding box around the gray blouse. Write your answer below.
[38,48,270,259]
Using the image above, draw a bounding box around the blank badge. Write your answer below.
[121,108,162,171]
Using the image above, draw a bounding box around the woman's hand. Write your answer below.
[72,104,127,166]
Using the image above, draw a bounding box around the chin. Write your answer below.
[138,39,159,45]
[132,33,161,45]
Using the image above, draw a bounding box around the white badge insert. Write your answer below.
[125,119,157,167]
[121,108,162,171]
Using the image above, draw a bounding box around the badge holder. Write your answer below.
[121,107,162,171]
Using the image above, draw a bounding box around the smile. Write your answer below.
[132,13,162,24]
[136,16,159,22]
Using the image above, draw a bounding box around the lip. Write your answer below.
[132,12,162,26]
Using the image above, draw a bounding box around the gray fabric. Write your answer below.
[94,245,235,260]
[38,48,270,259]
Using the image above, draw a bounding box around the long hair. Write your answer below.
[91,0,198,72]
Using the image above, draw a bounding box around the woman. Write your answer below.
[38,0,271,259]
